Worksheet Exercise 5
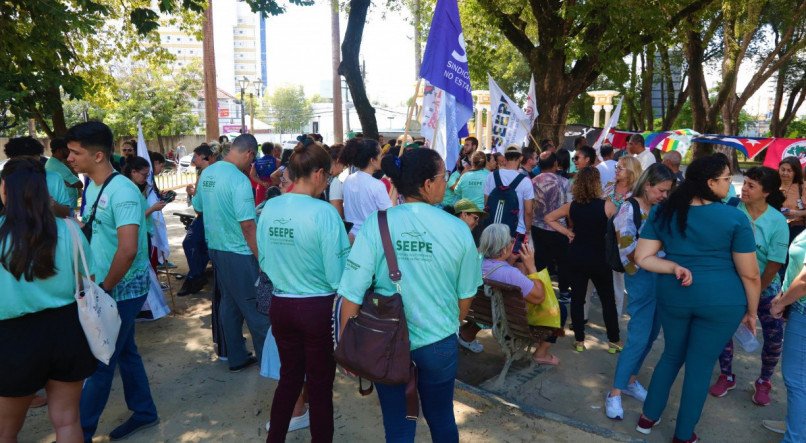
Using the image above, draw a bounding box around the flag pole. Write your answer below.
[401,78,422,157]
[518,120,540,148]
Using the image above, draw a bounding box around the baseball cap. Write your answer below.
[504,144,522,155]
[454,198,486,214]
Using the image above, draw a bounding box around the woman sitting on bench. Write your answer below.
[468,223,560,365]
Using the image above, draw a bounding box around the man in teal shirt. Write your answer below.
[45,137,83,210]
[66,122,158,442]
[193,133,268,371]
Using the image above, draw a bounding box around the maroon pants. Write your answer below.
[267,295,336,443]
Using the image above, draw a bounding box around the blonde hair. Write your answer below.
[618,156,643,188]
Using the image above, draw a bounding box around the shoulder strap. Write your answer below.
[493,169,503,188]
[510,173,527,190]
[377,211,401,282]
[629,198,643,231]
[85,172,119,225]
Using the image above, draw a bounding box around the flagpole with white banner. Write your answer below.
[419,0,474,170]
[523,74,539,146]
[592,97,624,154]
[488,74,532,152]
[135,122,172,319]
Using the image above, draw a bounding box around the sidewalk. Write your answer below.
[457,290,785,443]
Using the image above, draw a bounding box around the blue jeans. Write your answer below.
[80,295,158,441]
[642,303,744,441]
[375,334,459,443]
[613,269,660,390]
[182,215,209,281]
[783,307,806,442]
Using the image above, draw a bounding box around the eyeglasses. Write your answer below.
[615,165,624,172]
[713,175,732,182]
[122,148,134,153]
[133,169,149,176]
[432,169,449,182]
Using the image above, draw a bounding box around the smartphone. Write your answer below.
[512,233,526,255]
[161,190,177,203]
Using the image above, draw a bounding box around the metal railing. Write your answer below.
[155,170,197,191]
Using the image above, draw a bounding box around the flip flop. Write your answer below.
[532,354,560,366]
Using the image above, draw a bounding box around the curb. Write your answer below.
[455,380,645,443]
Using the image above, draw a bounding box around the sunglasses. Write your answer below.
[122,148,134,153]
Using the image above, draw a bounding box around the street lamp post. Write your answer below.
[249,79,262,135]
[238,76,249,134]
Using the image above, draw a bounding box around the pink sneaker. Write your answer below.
[753,379,772,406]
[709,374,736,397]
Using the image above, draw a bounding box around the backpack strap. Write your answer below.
[85,172,119,225]
[493,169,503,188]
[628,198,643,237]
[509,173,527,190]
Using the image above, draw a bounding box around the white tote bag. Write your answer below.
[67,220,121,364]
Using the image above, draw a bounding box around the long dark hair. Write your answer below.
[656,154,729,236]
[745,166,786,210]
[341,138,380,169]
[123,156,151,193]
[779,156,803,185]
[0,158,58,281]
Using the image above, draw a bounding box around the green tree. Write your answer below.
[103,63,203,151]
[0,0,312,137]
[264,85,314,134]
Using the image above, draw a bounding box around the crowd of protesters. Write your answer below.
[1,122,805,443]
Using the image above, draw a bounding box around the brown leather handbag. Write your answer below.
[334,210,419,419]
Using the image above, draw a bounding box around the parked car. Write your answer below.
[178,154,194,173]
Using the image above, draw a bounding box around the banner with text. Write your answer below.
[488,75,530,153]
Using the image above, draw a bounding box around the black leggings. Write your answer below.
[569,262,620,343]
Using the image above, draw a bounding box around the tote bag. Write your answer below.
[67,220,121,364]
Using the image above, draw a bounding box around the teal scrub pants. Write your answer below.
[642,303,745,440]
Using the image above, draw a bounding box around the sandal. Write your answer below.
[532,354,560,366]
[608,342,624,354]
[573,341,586,352]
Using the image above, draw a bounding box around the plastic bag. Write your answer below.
[526,268,561,328]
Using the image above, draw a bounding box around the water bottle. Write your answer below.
[734,324,760,353]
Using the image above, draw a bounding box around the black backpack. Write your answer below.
[483,170,527,237]
[605,197,643,273]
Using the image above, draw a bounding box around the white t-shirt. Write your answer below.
[483,168,535,234]
[343,170,392,235]
[328,176,344,201]
[635,149,656,171]
[596,159,617,190]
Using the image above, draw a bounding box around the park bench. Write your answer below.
[466,278,538,389]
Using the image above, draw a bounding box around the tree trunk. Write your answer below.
[770,67,786,137]
[413,0,422,80]
[338,0,378,140]
[641,46,655,131]
[202,0,220,142]
[331,0,344,143]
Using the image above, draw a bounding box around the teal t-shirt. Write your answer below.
[783,230,806,310]
[46,170,73,209]
[82,174,149,286]
[45,157,80,209]
[737,202,788,280]
[441,171,461,207]
[641,203,755,306]
[193,161,256,255]
[0,218,91,320]
[257,193,350,296]
[338,203,483,350]
[722,185,737,203]
[455,169,489,208]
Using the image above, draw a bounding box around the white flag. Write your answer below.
[136,122,170,262]
[524,74,538,125]
[592,97,624,153]
[488,75,530,153]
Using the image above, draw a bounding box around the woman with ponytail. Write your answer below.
[0,158,96,441]
[633,155,761,443]
[338,149,481,442]
[341,138,391,237]
[709,166,788,405]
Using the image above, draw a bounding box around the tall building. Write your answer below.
[159,0,264,96]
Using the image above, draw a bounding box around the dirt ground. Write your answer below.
[21,196,608,443]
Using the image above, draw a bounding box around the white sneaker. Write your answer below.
[265,409,310,432]
[605,393,623,420]
[624,380,648,402]
[456,332,484,353]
